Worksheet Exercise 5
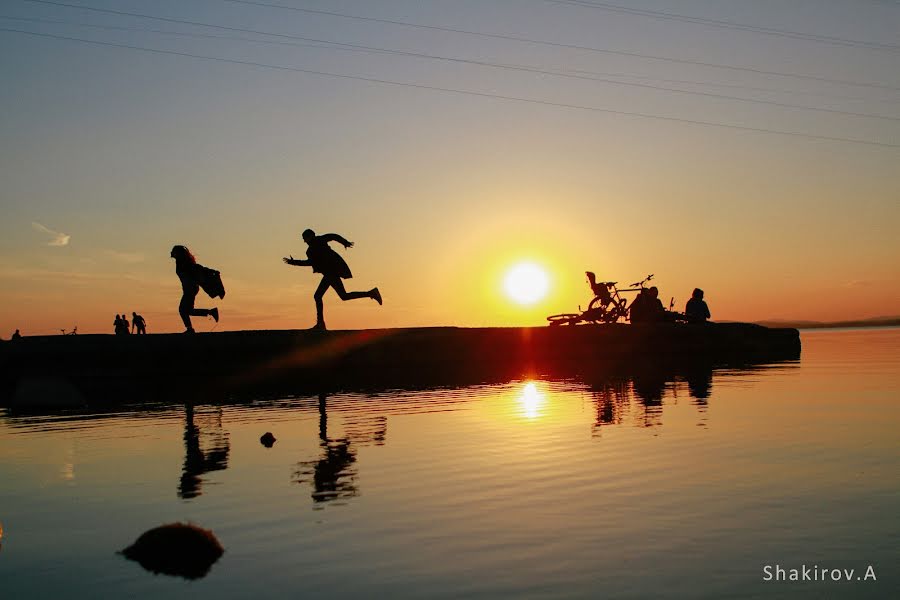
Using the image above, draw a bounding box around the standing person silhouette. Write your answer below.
[283,229,382,330]
[132,312,147,334]
[171,245,219,333]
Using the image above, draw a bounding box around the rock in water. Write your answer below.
[120,522,224,579]
[260,432,276,447]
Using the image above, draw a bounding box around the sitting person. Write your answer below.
[629,289,645,323]
[685,288,711,323]
[645,287,666,322]
[630,287,666,323]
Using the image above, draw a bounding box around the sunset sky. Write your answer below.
[2,0,898,335]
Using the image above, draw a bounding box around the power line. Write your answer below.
[5,13,897,121]
[0,14,335,50]
[546,0,900,53]
[2,27,897,149]
[211,0,900,92]
[8,14,894,107]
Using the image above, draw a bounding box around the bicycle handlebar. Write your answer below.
[629,274,654,287]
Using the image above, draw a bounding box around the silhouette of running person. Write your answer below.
[171,245,219,334]
[132,312,147,334]
[283,229,382,330]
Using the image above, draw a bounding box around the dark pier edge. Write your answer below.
[0,323,800,408]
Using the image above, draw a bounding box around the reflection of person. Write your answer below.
[685,288,711,323]
[171,245,219,334]
[686,367,713,402]
[283,229,382,330]
[292,393,359,503]
[179,405,230,500]
[132,312,147,334]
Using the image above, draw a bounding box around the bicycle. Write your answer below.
[547,273,654,326]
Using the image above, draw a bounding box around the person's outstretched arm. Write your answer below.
[283,255,311,267]
[320,233,354,249]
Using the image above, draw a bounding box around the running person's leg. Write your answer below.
[331,278,382,305]
[179,292,196,331]
[180,290,218,332]
[313,277,333,329]
[313,277,381,329]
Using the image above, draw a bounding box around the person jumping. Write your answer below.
[283,229,382,330]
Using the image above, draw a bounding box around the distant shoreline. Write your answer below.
[754,319,900,331]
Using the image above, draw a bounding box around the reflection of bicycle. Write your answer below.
[60,326,77,335]
[547,273,653,326]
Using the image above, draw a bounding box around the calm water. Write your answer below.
[1,328,898,598]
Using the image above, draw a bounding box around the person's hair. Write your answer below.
[692,288,704,299]
[302,229,316,241]
[649,286,659,297]
[170,245,196,264]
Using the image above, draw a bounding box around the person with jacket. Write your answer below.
[171,245,219,333]
[283,229,381,330]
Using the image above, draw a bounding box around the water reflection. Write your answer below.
[292,393,359,506]
[686,367,713,406]
[590,378,630,434]
[518,382,545,419]
[179,405,230,500]
[0,359,800,512]
[588,363,719,433]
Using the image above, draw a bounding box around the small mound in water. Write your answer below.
[260,432,276,447]
[120,522,224,579]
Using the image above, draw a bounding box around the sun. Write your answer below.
[503,262,550,305]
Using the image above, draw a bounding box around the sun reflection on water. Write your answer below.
[518,381,545,419]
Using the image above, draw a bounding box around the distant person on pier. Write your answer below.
[11,329,21,340]
[685,288,711,324]
[132,312,147,334]
[283,229,382,330]
[171,245,219,334]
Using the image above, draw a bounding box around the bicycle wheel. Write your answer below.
[547,313,580,326]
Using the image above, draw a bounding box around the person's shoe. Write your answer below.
[309,322,327,331]
[210,307,219,323]
[371,288,383,306]
[183,328,195,334]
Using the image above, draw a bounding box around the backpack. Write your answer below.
[196,264,226,299]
